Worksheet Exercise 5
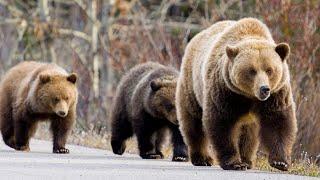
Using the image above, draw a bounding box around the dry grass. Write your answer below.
[256,156,319,177]
[34,123,319,177]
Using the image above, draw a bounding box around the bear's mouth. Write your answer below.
[256,91,270,101]
[257,94,270,101]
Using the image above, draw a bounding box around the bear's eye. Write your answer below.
[54,97,60,103]
[165,104,174,111]
[163,100,174,111]
[266,68,273,75]
[248,68,256,76]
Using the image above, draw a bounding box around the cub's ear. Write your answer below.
[226,45,239,61]
[67,73,77,84]
[150,78,176,91]
[275,43,290,61]
[150,80,162,91]
[39,74,51,84]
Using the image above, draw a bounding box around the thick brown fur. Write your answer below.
[110,62,188,161]
[176,18,297,171]
[0,61,78,153]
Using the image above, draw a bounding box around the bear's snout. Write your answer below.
[54,101,69,118]
[258,85,270,101]
[57,111,67,117]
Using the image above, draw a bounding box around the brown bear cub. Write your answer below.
[176,18,297,171]
[0,61,78,153]
[110,62,188,161]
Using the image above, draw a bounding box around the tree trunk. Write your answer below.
[91,0,100,98]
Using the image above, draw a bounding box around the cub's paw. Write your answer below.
[191,153,213,166]
[15,145,30,152]
[155,151,164,159]
[4,137,16,149]
[221,162,249,171]
[270,161,289,171]
[140,153,163,159]
[53,147,70,154]
[111,140,126,155]
[242,160,254,169]
[172,155,188,162]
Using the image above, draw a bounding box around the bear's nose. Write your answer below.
[57,111,66,117]
[260,86,270,94]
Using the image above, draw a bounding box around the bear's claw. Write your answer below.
[53,147,69,154]
[191,154,213,166]
[221,162,249,171]
[270,161,288,171]
[242,160,253,169]
[155,151,164,159]
[172,156,188,162]
[15,145,30,152]
[141,153,163,159]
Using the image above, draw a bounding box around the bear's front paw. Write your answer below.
[241,159,254,169]
[172,155,188,162]
[53,147,70,154]
[191,153,213,166]
[140,153,163,159]
[111,140,126,155]
[15,145,30,152]
[270,160,289,171]
[155,151,164,159]
[221,162,249,171]
[269,155,289,171]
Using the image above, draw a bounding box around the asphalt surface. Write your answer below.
[0,138,316,180]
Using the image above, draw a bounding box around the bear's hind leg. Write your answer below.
[170,125,188,162]
[14,120,37,152]
[177,87,212,166]
[154,128,167,159]
[239,123,259,169]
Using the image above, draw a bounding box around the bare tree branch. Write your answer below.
[0,0,24,17]
[57,28,92,42]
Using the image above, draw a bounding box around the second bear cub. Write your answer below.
[110,62,188,161]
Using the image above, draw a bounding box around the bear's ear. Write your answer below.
[226,45,239,61]
[150,80,162,91]
[67,73,77,84]
[275,43,290,61]
[39,74,51,84]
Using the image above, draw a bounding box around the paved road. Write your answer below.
[0,139,316,180]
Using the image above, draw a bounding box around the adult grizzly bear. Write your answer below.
[176,18,297,171]
[0,61,78,153]
[110,62,188,161]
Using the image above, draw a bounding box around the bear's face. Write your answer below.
[148,77,177,124]
[36,73,78,117]
[226,42,290,101]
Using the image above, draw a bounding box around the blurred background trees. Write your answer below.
[0,0,319,161]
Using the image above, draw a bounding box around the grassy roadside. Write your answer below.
[34,123,319,177]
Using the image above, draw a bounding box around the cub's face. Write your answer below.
[36,73,78,117]
[149,77,178,124]
[226,42,290,101]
